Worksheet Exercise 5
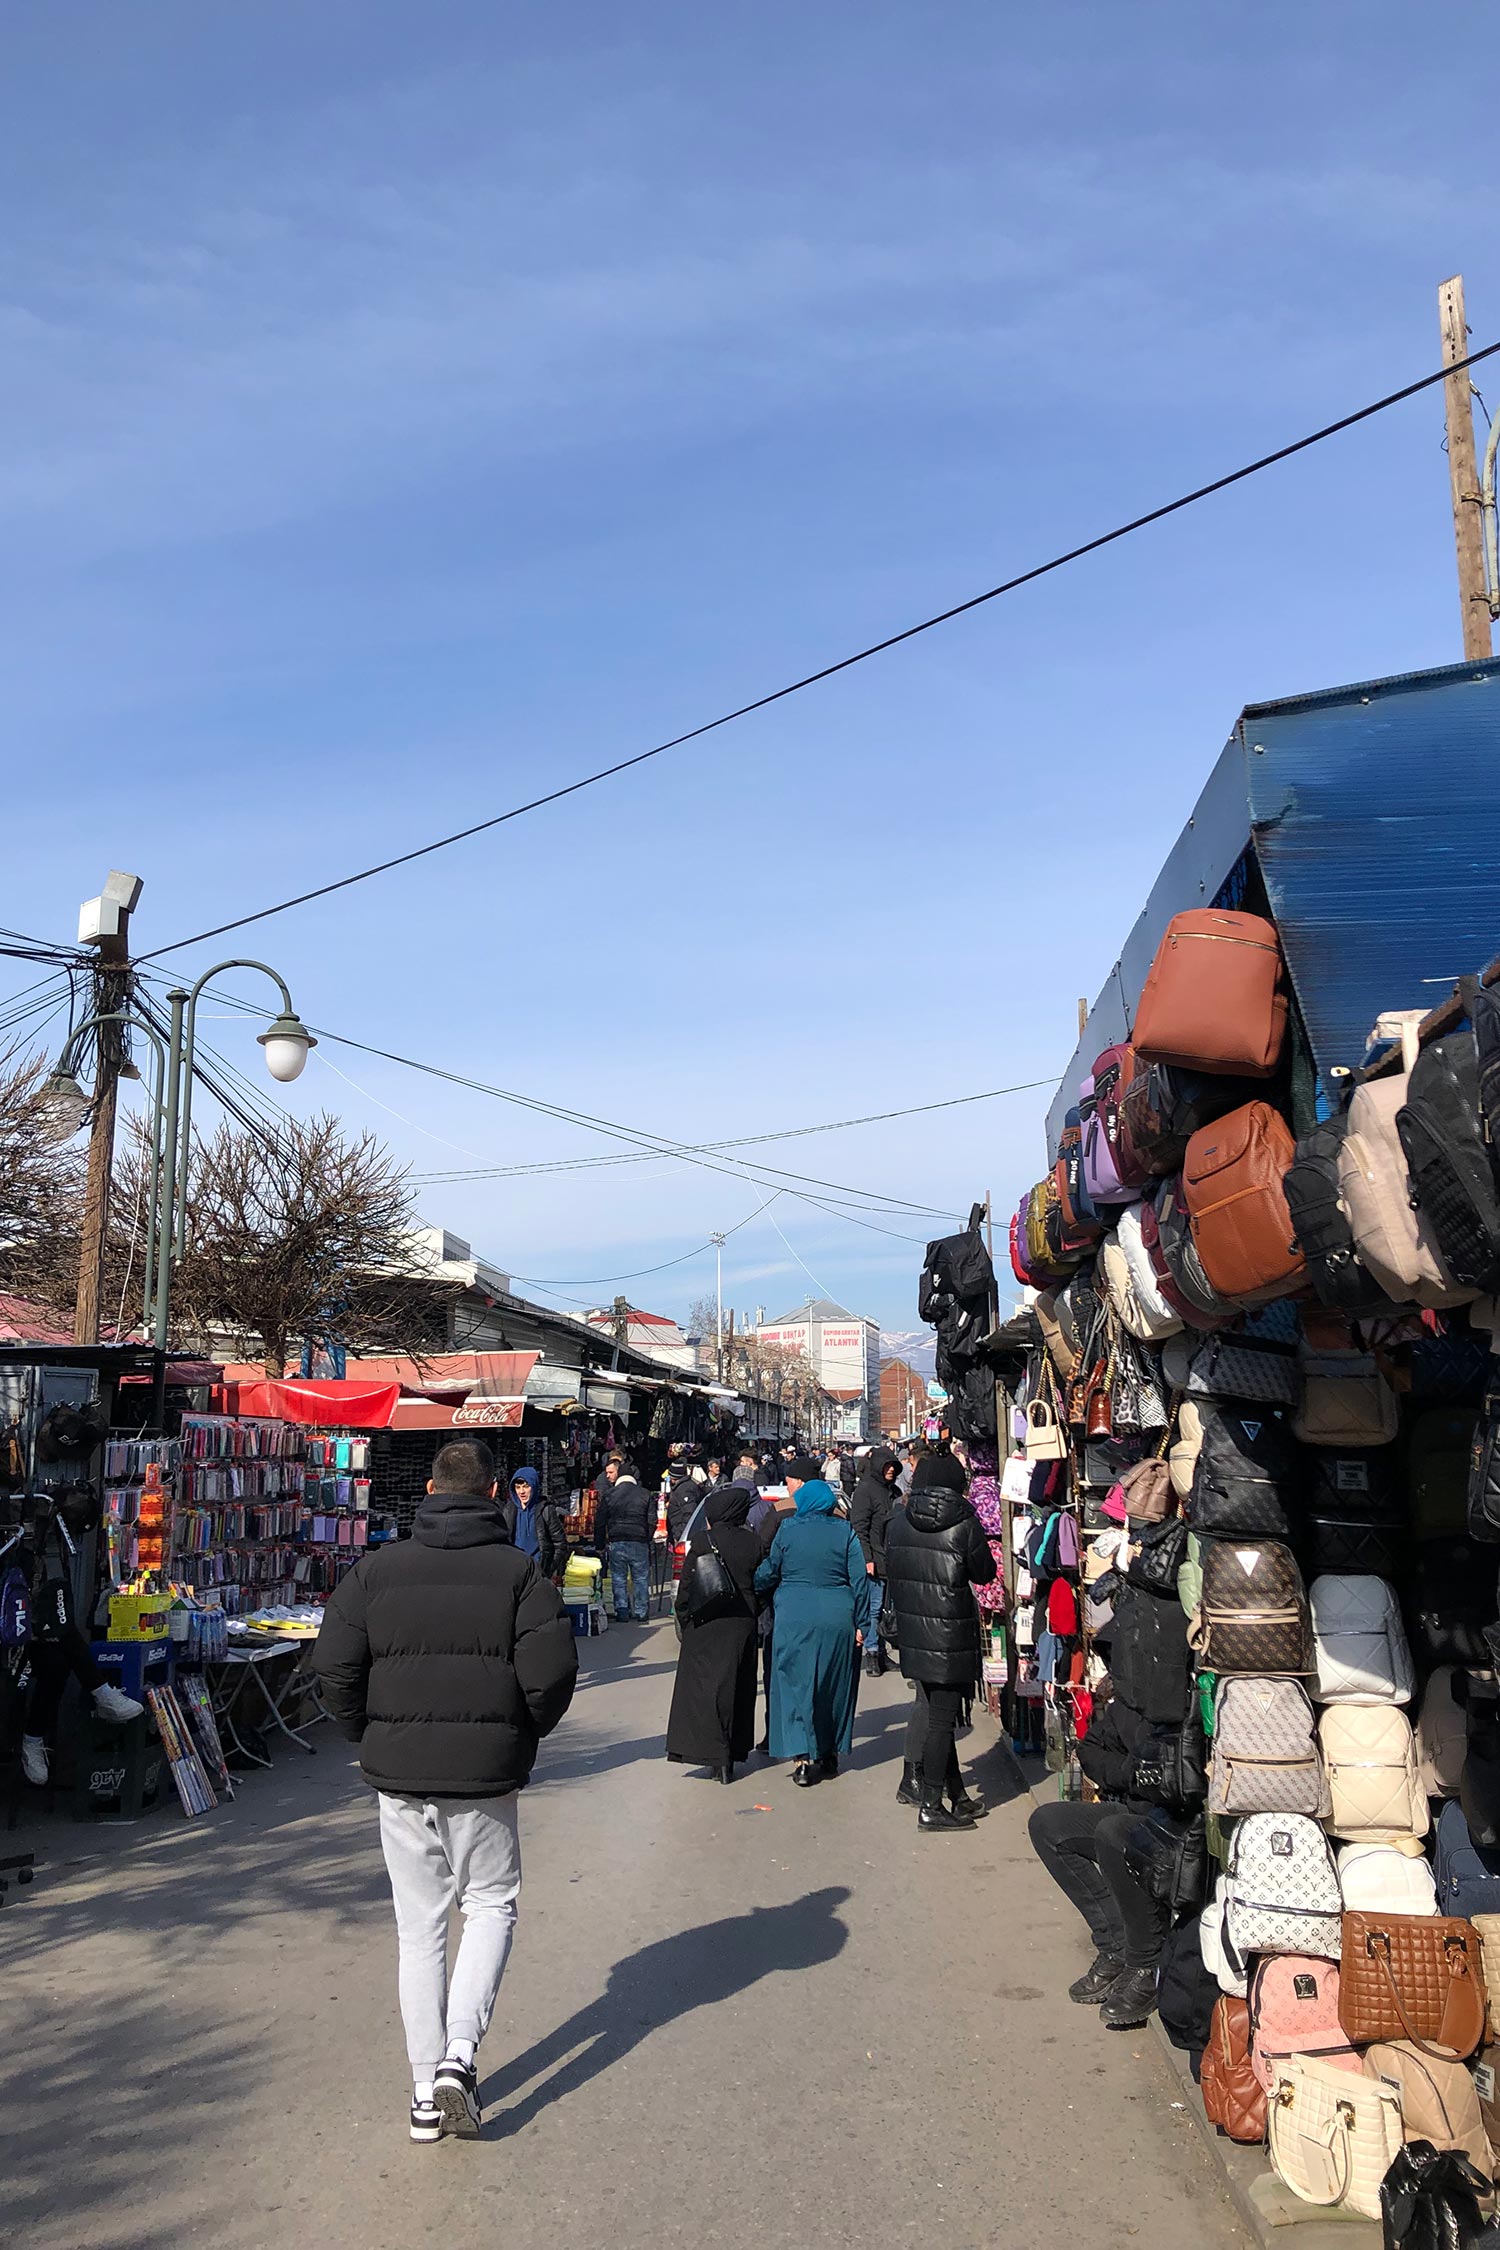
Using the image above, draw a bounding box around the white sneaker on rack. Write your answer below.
[21,1735,49,1785]
[92,1684,145,1724]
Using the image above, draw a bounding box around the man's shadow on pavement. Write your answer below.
[481,1885,851,2134]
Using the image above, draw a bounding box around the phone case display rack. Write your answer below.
[117,1416,381,1615]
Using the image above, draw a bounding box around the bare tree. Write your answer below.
[115,1114,442,1373]
[0,1045,85,1315]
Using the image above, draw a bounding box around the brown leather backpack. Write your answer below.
[1182,1102,1306,1303]
[1201,1994,1267,2143]
[1132,909,1289,1078]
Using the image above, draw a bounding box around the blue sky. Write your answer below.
[3,0,1497,1339]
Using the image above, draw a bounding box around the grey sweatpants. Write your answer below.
[378,1791,522,2078]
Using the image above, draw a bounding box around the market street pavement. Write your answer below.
[3,1621,1242,2250]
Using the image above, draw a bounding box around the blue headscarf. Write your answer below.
[792,1477,840,1516]
[509,1465,541,1558]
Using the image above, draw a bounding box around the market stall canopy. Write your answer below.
[217,1376,403,1427]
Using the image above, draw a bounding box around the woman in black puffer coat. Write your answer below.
[883,1452,996,1832]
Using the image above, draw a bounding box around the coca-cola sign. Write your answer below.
[451,1400,521,1428]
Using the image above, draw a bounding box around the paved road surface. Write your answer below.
[3,1619,1241,2250]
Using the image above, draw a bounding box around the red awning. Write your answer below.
[214,1377,403,1428]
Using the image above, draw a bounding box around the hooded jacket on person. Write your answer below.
[506,1465,569,1578]
[882,1455,996,1687]
[312,1483,578,1797]
[849,1446,901,1578]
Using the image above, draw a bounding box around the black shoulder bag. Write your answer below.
[681,1528,749,1626]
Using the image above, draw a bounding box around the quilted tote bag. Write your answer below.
[1196,1539,1312,1677]
[1267,2054,1404,2221]
[1126,1515,1188,1595]
[1248,1954,1359,2093]
[1378,2140,1493,2250]
[1337,1843,1439,1919]
[1319,1705,1429,1846]
[1201,1995,1267,2143]
[1209,1676,1329,1819]
[1223,1812,1343,1971]
[1338,1912,1487,2061]
[1311,1574,1417,1704]
[1363,2043,1495,2177]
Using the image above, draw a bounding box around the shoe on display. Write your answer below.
[1068,1953,1124,2005]
[409,2098,444,2143]
[1100,1966,1159,2030]
[791,1759,823,1788]
[21,1736,49,1786]
[93,1684,145,1724]
[432,2056,482,2138]
[895,1761,922,1807]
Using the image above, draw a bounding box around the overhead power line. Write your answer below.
[140,339,1500,965]
[132,967,963,1220]
[407,1075,1060,1183]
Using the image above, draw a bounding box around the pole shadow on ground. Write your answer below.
[481,1886,851,2135]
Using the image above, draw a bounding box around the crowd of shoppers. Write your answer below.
[314,1428,1000,2148]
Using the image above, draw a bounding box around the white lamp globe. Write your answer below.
[257,1012,316,1084]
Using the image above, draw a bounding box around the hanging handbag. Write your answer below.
[1162,1329,1302,1407]
[1267,2055,1405,2221]
[1337,1913,1487,2062]
[1024,1395,1068,1462]
[877,1596,899,1646]
[1120,1454,1174,1525]
[1378,2141,1493,2250]
[1127,1514,1189,1595]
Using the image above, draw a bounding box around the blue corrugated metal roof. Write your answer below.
[1044,655,1500,1155]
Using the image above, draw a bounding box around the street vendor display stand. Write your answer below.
[205,1642,321,1769]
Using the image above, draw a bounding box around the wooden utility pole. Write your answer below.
[74,872,143,1344]
[1439,275,1493,661]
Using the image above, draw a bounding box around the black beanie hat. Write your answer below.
[911,1452,966,1496]
[784,1455,823,1483]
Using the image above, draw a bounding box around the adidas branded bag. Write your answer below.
[1335,1842,1438,1918]
[1309,1573,1416,1704]
[1209,1676,1328,1819]
[1186,1405,1297,1539]
[1196,1539,1312,1677]
[1222,1811,1343,1971]
[1317,1704,1428,1846]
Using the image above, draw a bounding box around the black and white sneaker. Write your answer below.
[409,2096,443,2142]
[433,2057,482,2138]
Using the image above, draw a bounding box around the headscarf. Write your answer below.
[791,1477,840,1516]
[706,1482,753,1530]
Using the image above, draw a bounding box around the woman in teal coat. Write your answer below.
[754,1457,871,1787]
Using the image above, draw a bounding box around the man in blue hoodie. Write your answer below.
[506,1466,568,1584]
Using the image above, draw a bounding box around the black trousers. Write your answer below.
[28,1625,105,1738]
[905,1681,964,1793]
[1027,1798,1169,1970]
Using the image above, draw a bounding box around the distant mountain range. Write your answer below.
[880,1328,936,1376]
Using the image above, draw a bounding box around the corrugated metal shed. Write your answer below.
[1044,655,1500,1154]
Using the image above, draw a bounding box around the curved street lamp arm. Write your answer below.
[173,958,297,1258]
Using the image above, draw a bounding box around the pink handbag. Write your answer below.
[1248,1955,1361,2095]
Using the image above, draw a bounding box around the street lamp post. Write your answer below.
[710,1231,725,1382]
[45,959,314,1391]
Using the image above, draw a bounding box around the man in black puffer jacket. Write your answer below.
[314,1439,577,2143]
[883,1451,996,1832]
[849,1446,901,1678]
